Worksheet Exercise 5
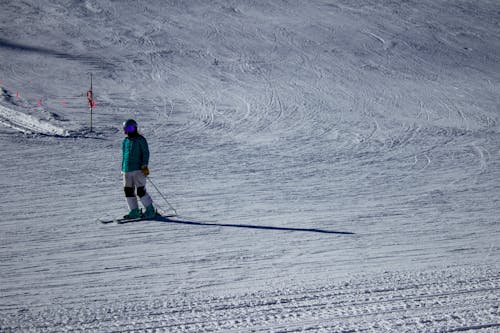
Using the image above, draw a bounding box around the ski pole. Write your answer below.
[147,177,178,216]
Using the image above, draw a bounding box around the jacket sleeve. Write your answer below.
[121,139,125,171]
[140,137,150,167]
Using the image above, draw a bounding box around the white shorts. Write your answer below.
[123,170,147,188]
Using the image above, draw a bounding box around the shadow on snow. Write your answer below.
[156,216,355,235]
[0,38,116,71]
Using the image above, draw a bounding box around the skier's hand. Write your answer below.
[141,166,150,177]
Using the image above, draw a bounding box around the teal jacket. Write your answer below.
[121,134,149,172]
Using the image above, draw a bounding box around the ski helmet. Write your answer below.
[123,119,138,133]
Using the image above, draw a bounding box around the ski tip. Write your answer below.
[98,219,115,224]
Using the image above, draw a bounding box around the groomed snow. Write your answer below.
[1,0,499,331]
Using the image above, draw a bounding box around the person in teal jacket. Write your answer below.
[121,119,155,219]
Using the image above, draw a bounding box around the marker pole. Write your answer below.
[89,73,93,132]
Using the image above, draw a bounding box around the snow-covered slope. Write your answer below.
[1,0,499,331]
[0,103,69,136]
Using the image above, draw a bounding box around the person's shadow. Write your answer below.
[154,216,354,235]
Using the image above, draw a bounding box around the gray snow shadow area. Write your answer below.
[1,0,500,332]
[0,38,114,71]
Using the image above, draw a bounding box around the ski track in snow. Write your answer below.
[0,103,69,137]
[1,0,500,331]
[1,266,499,332]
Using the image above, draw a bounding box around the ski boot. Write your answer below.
[142,204,156,219]
[124,208,141,219]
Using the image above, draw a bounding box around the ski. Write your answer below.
[98,212,176,224]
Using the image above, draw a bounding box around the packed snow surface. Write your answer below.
[1,0,499,331]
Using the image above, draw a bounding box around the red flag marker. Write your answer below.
[87,90,96,108]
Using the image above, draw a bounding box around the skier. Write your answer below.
[121,119,156,219]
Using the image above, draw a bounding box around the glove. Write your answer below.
[141,166,150,177]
